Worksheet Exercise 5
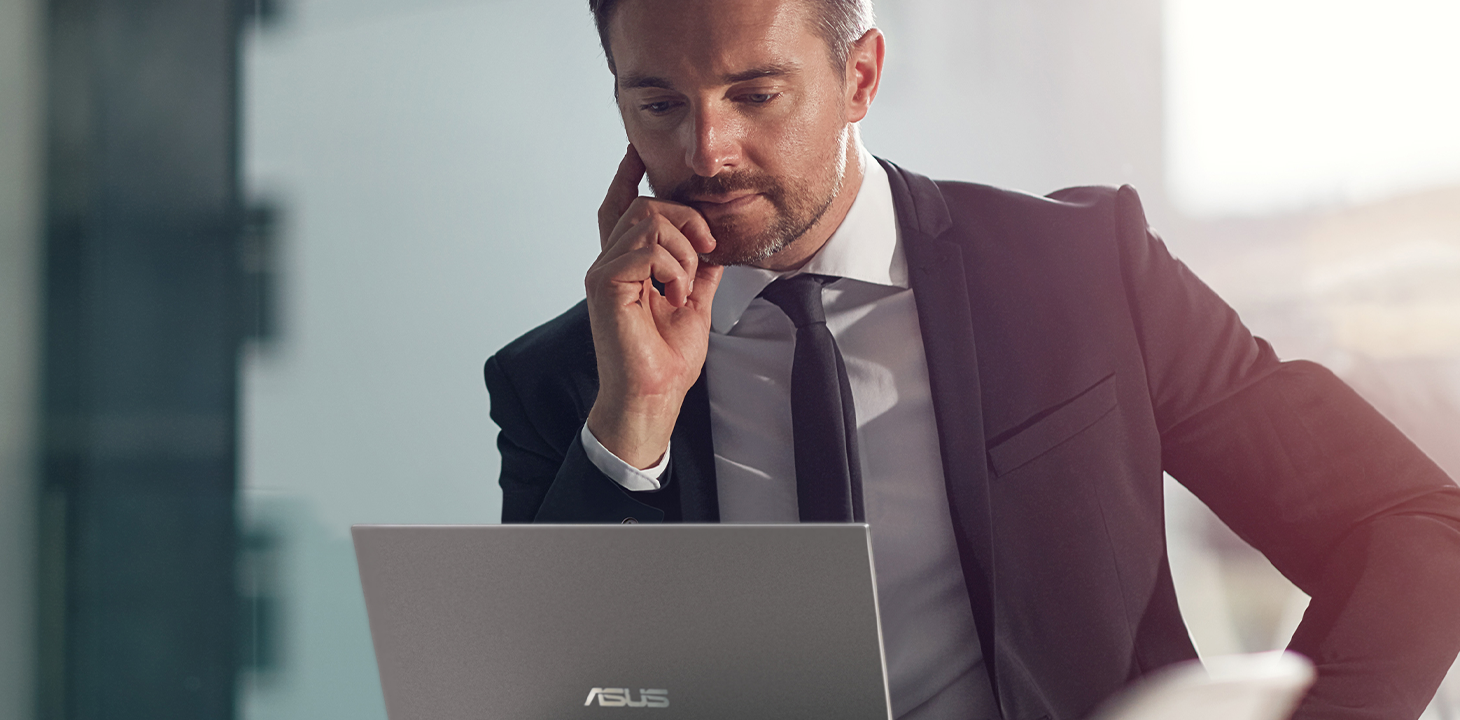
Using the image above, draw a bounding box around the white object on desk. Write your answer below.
[1092,651,1315,720]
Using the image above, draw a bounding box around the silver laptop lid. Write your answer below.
[353,524,892,720]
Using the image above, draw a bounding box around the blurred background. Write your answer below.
[1,0,1457,718]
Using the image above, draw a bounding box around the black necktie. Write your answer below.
[758,274,864,523]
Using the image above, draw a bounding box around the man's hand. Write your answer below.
[584,145,724,470]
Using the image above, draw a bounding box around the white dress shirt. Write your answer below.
[582,145,994,719]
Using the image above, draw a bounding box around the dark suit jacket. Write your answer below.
[484,159,1460,720]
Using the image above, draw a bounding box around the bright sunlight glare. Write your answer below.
[1165,0,1460,218]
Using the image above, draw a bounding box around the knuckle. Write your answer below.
[617,209,648,233]
[656,247,685,274]
[654,205,689,226]
[656,217,690,245]
[619,246,651,265]
[628,218,659,245]
[608,220,642,247]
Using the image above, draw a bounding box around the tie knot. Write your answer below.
[759,274,833,328]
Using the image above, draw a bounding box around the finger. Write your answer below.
[598,145,646,247]
[600,213,699,285]
[597,243,693,308]
[670,207,716,256]
[655,218,700,298]
[611,198,717,257]
[638,217,694,307]
[592,228,689,294]
[687,263,723,311]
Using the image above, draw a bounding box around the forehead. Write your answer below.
[609,0,823,87]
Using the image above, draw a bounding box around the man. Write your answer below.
[483,0,1460,718]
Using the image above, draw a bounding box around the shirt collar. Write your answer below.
[709,144,905,334]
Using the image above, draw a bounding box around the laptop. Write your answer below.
[353,524,894,720]
[354,524,1314,720]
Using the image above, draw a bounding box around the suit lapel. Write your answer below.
[881,158,1001,704]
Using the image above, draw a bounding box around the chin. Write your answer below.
[700,219,789,267]
[700,241,778,267]
[702,232,807,267]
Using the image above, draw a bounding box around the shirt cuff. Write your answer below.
[579,423,669,492]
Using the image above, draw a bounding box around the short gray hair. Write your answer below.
[588,0,875,75]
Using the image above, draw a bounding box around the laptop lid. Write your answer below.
[353,524,893,720]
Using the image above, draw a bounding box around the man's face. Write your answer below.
[608,0,858,266]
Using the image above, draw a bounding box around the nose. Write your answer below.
[683,105,738,177]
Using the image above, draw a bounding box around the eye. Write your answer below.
[640,100,681,115]
[742,93,778,105]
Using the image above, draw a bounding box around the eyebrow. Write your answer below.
[723,63,798,84]
[618,63,800,92]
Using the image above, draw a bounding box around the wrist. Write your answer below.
[585,396,679,470]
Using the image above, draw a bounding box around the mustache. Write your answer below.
[666,171,782,205]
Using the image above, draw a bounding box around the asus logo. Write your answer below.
[584,688,670,708]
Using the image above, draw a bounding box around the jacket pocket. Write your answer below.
[988,374,1118,477]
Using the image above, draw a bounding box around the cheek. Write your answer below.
[637,147,689,197]
[621,127,679,191]
[622,109,675,153]
[642,166,675,197]
[761,95,845,169]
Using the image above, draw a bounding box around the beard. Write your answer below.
[652,164,842,267]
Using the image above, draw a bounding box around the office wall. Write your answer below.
[239,3,622,716]
[866,0,1168,222]
[0,0,42,717]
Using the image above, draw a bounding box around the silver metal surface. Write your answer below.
[353,524,892,720]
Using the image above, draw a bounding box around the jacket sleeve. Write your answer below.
[1112,185,1460,719]
[484,353,666,524]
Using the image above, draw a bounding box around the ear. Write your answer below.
[844,28,885,123]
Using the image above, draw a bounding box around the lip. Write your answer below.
[691,193,761,212]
